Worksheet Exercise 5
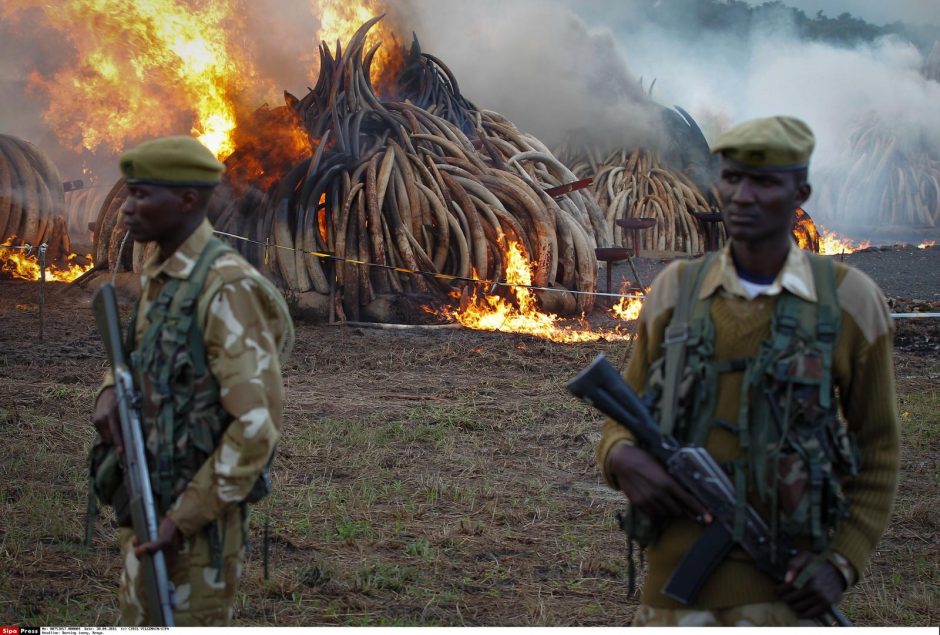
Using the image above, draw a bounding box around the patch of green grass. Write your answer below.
[353,562,419,593]
[897,390,939,453]
[344,613,432,626]
[331,516,373,542]
[40,383,93,401]
[404,538,432,560]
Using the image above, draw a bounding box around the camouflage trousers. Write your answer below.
[632,602,812,627]
[118,506,245,626]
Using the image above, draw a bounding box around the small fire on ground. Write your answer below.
[611,284,647,321]
[428,241,636,343]
[817,228,870,255]
[1,238,94,283]
[793,209,872,254]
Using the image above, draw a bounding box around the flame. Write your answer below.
[315,0,403,95]
[225,105,312,191]
[793,208,820,252]
[430,241,630,342]
[817,227,871,255]
[317,193,329,244]
[611,284,646,322]
[919,240,936,249]
[1,239,94,282]
[5,0,256,159]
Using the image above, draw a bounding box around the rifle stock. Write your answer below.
[567,354,850,627]
[93,283,175,626]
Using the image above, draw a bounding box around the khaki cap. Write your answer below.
[119,135,225,186]
[711,116,815,171]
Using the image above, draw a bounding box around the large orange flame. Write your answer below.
[431,241,630,343]
[4,0,257,159]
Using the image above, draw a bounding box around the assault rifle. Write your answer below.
[93,283,175,626]
[567,354,850,627]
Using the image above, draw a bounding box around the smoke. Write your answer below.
[0,6,96,180]
[393,0,663,151]
[582,5,940,226]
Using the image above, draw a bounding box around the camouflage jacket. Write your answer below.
[100,219,294,537]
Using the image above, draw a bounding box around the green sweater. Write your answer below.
[597,244,900,609]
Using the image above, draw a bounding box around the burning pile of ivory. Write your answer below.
[93,17,599,319]
[813,114,940,228]
[556,144,721,255]
[0,134,72,262]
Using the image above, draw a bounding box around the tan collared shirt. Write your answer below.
[698,240,817,302]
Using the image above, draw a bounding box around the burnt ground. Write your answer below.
[0,247,937,627]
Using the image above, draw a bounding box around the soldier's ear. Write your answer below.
[177,187,201,213]
[795,182,811,208]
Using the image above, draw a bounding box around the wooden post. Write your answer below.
[38,242,47,340]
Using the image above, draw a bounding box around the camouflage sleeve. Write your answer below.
[166,275,290,536]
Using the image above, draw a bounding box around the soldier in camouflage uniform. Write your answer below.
[91,136,295,626]
[597,117,900,626]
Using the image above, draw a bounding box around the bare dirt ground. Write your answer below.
[0,248,937,627]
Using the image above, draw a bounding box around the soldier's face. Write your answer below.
[717,159,810,244]
[120,184,192,244]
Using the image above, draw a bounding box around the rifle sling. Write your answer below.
[660,255,714,436]
[661,521,735,605]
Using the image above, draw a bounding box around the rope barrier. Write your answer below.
[0,243,33,255]
[3,231,936,320]
[211,229,647,301]
[211,229,940,319]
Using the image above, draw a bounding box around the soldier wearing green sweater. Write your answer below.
[597,116,900,626]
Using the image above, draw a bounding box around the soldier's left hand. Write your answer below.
[134,516,183,570]
[778,551,846,618]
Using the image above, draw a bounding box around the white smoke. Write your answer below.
[396,0,663,150]
[555,3,940,225]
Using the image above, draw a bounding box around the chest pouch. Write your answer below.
[131,239,235,515]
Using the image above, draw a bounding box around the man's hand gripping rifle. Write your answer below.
[93,283,175,626]
[567,354,850,627]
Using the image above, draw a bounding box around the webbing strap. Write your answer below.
[661,254,715,436]
[138,239,233,513]
[732,458,748,542]
[808,254,839,408]
[809,462,825,551]
[183,239,233,376]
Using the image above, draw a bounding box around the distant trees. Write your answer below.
[621,0,939,54]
